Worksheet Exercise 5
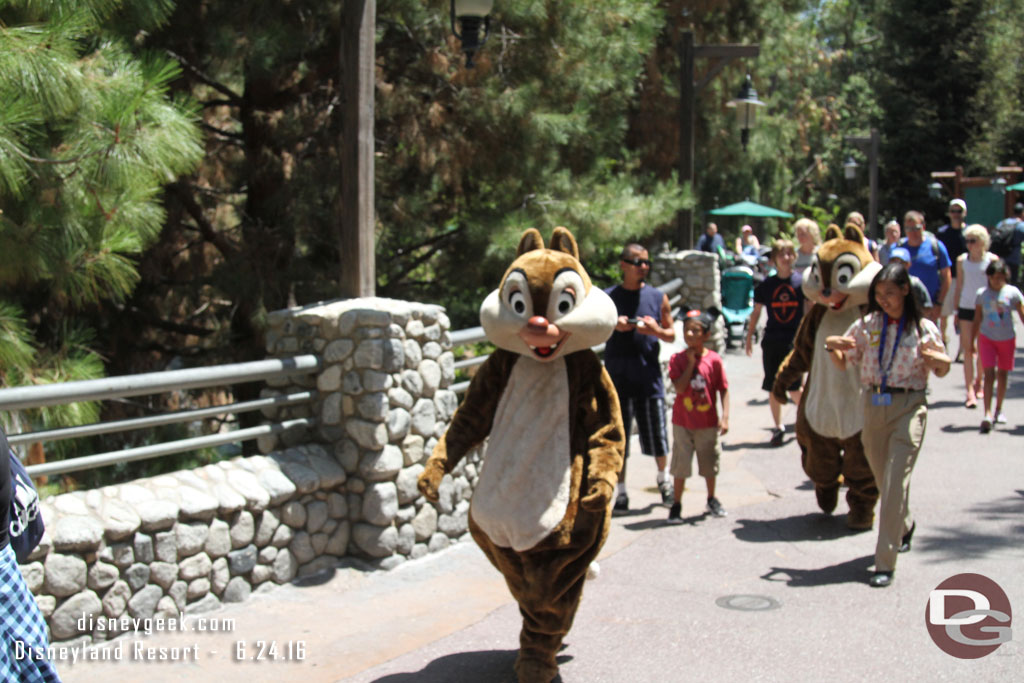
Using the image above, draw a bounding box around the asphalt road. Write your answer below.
[60,326,1024,683]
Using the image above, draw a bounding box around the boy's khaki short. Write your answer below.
[670,424,721,478]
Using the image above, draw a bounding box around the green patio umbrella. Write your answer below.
[708,200,793,218]
[1006,181,1024,192]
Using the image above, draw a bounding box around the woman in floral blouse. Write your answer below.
[824,262,951,588]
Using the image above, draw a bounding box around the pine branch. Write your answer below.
[168,181,240,259]
[166,49,242,104]
[199,121,244,142]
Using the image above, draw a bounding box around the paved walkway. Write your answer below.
[61,326,1024,682]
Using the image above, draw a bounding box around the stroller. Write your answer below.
[720,267,755,348]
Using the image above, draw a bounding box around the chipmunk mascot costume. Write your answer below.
[772,224,881,529]
[418,227,624,682]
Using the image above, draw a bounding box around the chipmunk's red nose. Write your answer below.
[528,316,550,333]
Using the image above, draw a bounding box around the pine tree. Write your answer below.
[0,1,202,437]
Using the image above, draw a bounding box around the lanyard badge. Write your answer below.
[873,314,905,406]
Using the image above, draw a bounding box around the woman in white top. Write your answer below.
[953,224,997,408]
[792,217,820,272]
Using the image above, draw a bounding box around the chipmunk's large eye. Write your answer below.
[501,271,531,318]
[547,269,586,321]
[556,288,576,315]
[509,291,527,315]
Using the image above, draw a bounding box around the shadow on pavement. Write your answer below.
[760,554,874,587]
[917,490,1024,563]
[732,512,863,544]
[927,399,964,411]
[370,650,571,683]
[723,438,782,451]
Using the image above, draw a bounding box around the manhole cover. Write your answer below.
[715,594,781,611]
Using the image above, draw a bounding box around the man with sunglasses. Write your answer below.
[604,244,676,514]
[936,199,969,343]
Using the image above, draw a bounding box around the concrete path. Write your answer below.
[60,327,1024,682]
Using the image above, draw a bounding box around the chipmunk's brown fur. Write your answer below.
[419,227,624,682]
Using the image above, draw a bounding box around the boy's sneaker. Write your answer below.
[996,413,1008,424]
[981,417,992,434]
[666,502,683,525]
[658,478,674,505]
[612,492,629,516]
[706,497,727,517]
[769,428,785,447]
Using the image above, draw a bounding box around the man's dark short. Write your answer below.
[762,339,801,393]
[620,396,669,458]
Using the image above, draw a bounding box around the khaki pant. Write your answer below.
[861,390,927,573]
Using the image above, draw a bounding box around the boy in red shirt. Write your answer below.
[666,310,730,523]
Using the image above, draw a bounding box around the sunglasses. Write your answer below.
[950,208,964,214]
[623,257,651,267]
[965,238,978,244]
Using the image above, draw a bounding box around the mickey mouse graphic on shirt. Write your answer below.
[682,372,713,413]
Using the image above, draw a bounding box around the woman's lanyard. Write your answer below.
[877,314,905,392]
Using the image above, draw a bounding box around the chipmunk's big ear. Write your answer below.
[549,226,579,261]
[517,228,545,256]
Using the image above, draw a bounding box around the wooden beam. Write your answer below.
[341,0,376,298]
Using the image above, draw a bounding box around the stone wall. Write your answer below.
[649,249,726,352]
[26,297,480,643]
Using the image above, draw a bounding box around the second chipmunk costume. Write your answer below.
[418,227,624,682]
[773,224,881,528]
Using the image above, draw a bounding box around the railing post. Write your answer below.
[263,298,473,566]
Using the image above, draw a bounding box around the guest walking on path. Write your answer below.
[953,224,998,408]
[745,238,804,446]
[604,243,677,512]
[969,259,1024,433]
[825,262,951,588]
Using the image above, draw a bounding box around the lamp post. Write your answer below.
[678,31,759,249]
[450,0,494,68]
[843,128,879,239]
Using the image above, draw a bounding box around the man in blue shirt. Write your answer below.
[899,210,951,323]
[696,222,725,254]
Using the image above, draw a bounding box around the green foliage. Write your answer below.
[0,0,202,442]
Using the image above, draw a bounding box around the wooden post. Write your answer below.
[678,31,695,250]
[341,0,376,298]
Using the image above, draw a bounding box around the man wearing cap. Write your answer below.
[899,210,951,323]
[936,199,968,343]
[887,247,933,311]
[993,202,1024,288]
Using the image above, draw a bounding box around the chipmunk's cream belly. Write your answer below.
[471,357,571,551]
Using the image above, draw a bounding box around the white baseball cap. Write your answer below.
[949,198,966,212]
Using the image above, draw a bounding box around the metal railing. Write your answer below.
[450,278,684,394]
[0,356,321,477]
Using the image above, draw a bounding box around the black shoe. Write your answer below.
[769,428,785,447]
[666,502,683,525]
[899,522,916,553]
[705,497,727,517]
[869,571,893,588]
[658,478,674,505]
[612,492,629,516]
